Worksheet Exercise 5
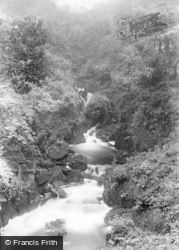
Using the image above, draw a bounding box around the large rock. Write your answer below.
[35,170,51,185]
[0,203,18,227]
[62,169,84,184]
[47,141,69,161]
[51,166,64,179]
[84,94,115,126]
[68,154,88,171]
[37,158,54,169]
[63,120,87,144]
[45,183,67,198]
[45,219,67,236]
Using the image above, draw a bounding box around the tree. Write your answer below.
[0,17,47,93]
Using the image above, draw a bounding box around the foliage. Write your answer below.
[0,158,23,202]
[0,1,178,245]
[115,57,175,153]
[0,177,23,201]
[85,94,115,126]
[103,147,179,232]
[0,17,47,93]
[0,81,34,143]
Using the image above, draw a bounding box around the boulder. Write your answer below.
[62,169,84,184]
[45,219,67,236]
[51,166,64,179]
[45,182,66,199]
[68,154,88,171]
[63,120,87,144]
[51,181,67,198]
[35,170,51,185]
[47,142,68,161]
[0,203,18,227]
[37,158,54,169]
[84,94,115,126]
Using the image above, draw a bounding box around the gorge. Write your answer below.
[0,0,179,249]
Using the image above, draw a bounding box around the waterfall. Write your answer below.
[76,88,93,108]
[85,92,93,106]
[70,126,116,164]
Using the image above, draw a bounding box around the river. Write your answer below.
[2,128,115,250]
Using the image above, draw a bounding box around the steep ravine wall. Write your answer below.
[102,89,179,249]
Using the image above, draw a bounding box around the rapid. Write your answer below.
[1,128,115,250]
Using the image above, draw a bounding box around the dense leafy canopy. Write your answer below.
[0,17,47,93]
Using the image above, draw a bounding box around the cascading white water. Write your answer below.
[2,178,110,250]
[2,127,112,250]
[71,126,116,164]
[85,92,93,106]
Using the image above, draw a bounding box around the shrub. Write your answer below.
[0,17,47,93]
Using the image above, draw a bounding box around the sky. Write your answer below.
[52,0,108,11]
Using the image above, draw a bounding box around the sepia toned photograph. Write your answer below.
[0,0,179,249]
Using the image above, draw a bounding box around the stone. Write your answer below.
[51,166,64,179]
[35,170,51,185]
[47,143,68,161]
[84,94,115,126]
[45,219,67,236]
[37,158,54,169]
[69,154,88,171]
[52,181,67,198]
[0,203,18,227]
[63,169,84,184]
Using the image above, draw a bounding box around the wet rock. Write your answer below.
[0,203,18,227]
[52,181,67,198]
[45,219,67,236]
[37,158,54,169]
[35,170,51,185]
[51,166,64,179]
[68,154,88,171]
[47,142,69,161]
[40,192,52,204]
[63,120,87,144]
[52,180,64,189]
[62,169,84,184]
[50,181,67,198]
